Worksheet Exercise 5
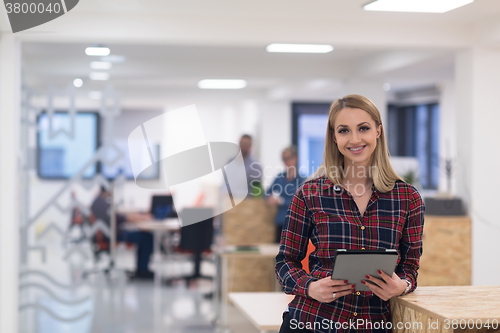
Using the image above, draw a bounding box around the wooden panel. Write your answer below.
[221,245,281,303]
[391,286,500,333]
[419,215,471,286]
[222,197,276,245]
[226,256,276,292]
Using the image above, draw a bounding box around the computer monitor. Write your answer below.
[150,195,177,219]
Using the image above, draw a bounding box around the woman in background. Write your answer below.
[275,95,425,333]
[266,146,306,243]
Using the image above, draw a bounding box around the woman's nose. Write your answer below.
[350,132,361,143]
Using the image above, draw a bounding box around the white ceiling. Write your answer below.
[10,0,500,107]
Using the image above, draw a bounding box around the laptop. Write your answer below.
[150,195,177,220]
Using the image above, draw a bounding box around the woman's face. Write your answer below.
[332,107,381,167]
[282,151,297,168]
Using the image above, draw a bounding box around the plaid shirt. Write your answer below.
[275,176,425,333]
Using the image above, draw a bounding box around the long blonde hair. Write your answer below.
[313,94,403,193]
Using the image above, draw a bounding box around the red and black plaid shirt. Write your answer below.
[275,176,425,332]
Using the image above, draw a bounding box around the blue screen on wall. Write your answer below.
[37,112,99,179]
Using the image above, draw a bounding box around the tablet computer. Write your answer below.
[331,249,399,291]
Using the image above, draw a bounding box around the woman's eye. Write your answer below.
[338,129,348,134]
[360,126,370,131]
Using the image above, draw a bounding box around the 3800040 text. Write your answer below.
[443,319,499,330]
[4,2,61,14]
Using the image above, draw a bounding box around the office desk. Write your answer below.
[391,286,500,333]
[125,218,180,286]
[229,292,294,333]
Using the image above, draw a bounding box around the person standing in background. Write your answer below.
[266,146,305,243]
[240,134,263,196]
[229,134,263,197]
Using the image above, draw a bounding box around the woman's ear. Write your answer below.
[377,124,382,139]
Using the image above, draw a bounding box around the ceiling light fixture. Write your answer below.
[364,0,474,13]
[85,46,110,56]
[198,79,247,89]
[88,91,103,100]
[266,44,334,53]
[73,78,83,88]
[90,61,112,70]
[100,55,126,63]
[89,72,110,81]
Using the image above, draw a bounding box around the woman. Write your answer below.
[275,95,424,333]
[266,146,306,243]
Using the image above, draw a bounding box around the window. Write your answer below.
[387,103,439,189]
[37,112,99,179]
[292,103,330,177]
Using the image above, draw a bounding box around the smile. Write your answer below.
[347,145,366,153]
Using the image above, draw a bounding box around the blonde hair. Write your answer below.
[313,94,403,193]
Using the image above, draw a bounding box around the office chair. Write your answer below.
[165,208,214,285]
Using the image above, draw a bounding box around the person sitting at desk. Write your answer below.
[91,186,155,279]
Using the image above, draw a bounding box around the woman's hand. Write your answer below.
[362,271,408,301]
[307,277,355,303]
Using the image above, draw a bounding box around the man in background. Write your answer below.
[91,186,155,279]
[239,134,263,196]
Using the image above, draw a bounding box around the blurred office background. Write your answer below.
[1,0,500,332]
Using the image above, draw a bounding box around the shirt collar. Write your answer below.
[321,176,380,197]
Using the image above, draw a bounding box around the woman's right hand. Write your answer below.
[307,277,355,303]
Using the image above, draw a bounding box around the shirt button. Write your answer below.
[353,312,358,316]
[361,226,366,230]
[356,292,361,296]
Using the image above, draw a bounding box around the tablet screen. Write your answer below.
[331,249,399,292]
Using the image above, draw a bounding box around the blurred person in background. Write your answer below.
[266,145,305,243]
[225,134,263,198]
[91,186,155,279]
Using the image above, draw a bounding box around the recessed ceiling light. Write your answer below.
[90,61,112,70]
[364,0,474,13]
[85,46,110,56]
[198,79,247,89]
[73,78,83,88]
[266,44,334,53]
[89,72,110,81]
[100,55,126,63]
[88,91,102,100]
[383,83,391,91]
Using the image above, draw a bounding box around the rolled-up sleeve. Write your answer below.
[396,188,425,293]
[275,187,316,297]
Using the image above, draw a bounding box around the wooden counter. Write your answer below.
[391,286,500,333]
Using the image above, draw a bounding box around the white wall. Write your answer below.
[456,48,500,285]
[0,34,20,333]
[260,101,292,189]
[437,81,458,196]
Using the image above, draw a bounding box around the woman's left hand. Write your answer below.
[361,271,408,301]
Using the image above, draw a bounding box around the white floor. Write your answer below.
[19,240,269,333]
